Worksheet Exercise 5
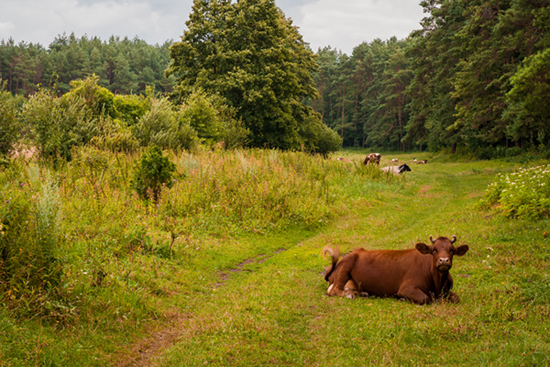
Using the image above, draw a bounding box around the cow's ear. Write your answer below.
[454,244,469,256]
[416,242,432,254]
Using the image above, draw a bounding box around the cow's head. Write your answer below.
[398,163,411,173]
[415,235,469,272]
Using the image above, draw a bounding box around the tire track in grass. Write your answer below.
[115,247,288,367]
[213,248,287,288]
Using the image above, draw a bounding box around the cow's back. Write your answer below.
[349,248,432,297]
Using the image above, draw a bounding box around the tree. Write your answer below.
[505,48,550,147]
[167,0,326,151]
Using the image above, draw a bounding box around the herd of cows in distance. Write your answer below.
[337,152,428,175]
[326,153,467,305]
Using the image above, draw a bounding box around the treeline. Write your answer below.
[312,0,550,155]
[0,33,176,96]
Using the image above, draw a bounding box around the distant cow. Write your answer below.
[416,159,428,164]
[391,158,399,162]
[381,163,411,175]
[323,235,469,304]
[363,153,381,165]
[337,157,352,163]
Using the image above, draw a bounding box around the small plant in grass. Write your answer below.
[132,145,176,204]
[478,164,550,218]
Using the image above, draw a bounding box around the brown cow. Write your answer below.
[363,153,381,165]
[323,236,469,304]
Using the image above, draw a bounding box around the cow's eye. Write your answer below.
[432,248,437,254]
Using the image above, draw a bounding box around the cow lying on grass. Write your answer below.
[323,236,469,304]
[381,163,411,175]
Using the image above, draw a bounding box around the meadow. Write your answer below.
[1,148,549,366]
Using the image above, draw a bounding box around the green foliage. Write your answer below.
[179,89,249,149]
[311,0,550,154]
[167,0,324,151]
[88,119,140,153]
[479,165,550,218]
[20,89,94,161]
[134,97,199,151]
[0,166,64,317]
[131,145,176,203]
[505,48,550,144]
[298,113,342,157]
[113,93,149,126]
[2,150,550,365]
[0,87,21,157]
[63,74,116,118]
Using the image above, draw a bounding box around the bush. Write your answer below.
[0,167,64,316]
[478,165,550,218]
[21,89,96,161]
[132,145,177,204]
[63,75,117,119]
[0,88,21,157]
[179,90,249,149]
[298,111,342,157]
[134,98,199,151]
[114,93,149,126]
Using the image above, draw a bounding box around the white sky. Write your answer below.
[0,0,425,55]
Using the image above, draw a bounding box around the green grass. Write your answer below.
[1,149,550,366]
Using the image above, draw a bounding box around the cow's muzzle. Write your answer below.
[437,258,451,271]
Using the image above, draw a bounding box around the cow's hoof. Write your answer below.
[359,292,369,298]
[447,292,460,303]
[344,291,356,299]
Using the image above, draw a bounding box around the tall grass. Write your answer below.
[0,148,409,365]
[0,163,64,318]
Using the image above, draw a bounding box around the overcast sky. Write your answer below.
[0,0,425,55]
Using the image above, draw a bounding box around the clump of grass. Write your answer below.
[478,164,550,218]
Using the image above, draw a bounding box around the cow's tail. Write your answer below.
[322,245,341,282]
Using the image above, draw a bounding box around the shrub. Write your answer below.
[0,167,64,316]
[21,89,96,161]
[299,114,342,157]
[179,89,249,149]
[134,98,199,151]
[478,165,550,218]
[114,93,149,126]
[0,88,21,157]
[63,74,117,119]
[131,145,177,204]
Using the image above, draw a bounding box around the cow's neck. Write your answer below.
[431,267,450,298]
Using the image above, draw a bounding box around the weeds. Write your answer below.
[478,164,550,218]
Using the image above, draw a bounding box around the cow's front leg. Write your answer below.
[397,286,431,305]
[327,255,357,297]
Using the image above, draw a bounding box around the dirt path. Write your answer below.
[114,248,288,366]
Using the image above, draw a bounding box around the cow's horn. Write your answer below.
[429,235,436,244]
[450,235,457,244]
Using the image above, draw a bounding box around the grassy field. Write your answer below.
[1,150,549,366]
